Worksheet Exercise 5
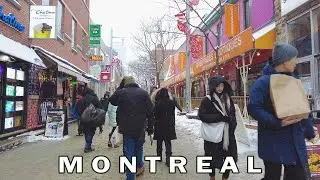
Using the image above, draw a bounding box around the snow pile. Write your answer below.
[16,129,44,137]
[186,110,198,117]
[176,114,201,137]
[27,135,69,143]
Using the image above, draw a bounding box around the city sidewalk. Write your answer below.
[0,115,263,180]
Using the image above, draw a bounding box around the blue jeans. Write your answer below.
[123,135,144,180]
[84,133,94,150]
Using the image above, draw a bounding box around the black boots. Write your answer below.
[166,152,172,167]
[157,150,163,162]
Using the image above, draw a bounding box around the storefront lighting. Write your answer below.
[257,52,261,56]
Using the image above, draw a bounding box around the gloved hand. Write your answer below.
[221,115,230,123]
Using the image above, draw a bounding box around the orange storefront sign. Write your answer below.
[225,4,240,38]
[178,52,186,71]
[192,51,216,76]
[218,27,253,64]
[175,71,186,83]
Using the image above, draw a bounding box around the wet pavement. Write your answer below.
[0,118,264,180]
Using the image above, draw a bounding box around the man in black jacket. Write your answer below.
[76,87,102,153]
[109,76,154,180]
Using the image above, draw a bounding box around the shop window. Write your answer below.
[296,61,311,94]
[71,19,77,49]
[287,13,312,58]
[81,31,85,50]
[56,1,64,38]
[313,7,320,54]
[244,0,252,29]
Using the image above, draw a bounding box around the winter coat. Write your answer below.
[150,89,182,112]
[248,64,315,167]
[153,92,177,141]
[107,102,117,128]
[109,83,154,141]
[76,88,102,134]
[198,75,238,168]
[100,97,109,111]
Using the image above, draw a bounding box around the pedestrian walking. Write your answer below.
[77,87,102,153]
[99,91,110,134]
[107,79,125,148]
[152,88,177,167]
[198,75,238,180]
[248,43,316,180]
[75,94,84,136]
[109,76,154,180]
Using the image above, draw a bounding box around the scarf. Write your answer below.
[213,93,231,151]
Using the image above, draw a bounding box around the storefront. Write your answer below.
[284,3,320,107]
[0,35,46,135]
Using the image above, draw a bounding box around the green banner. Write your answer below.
[89,24,101,47]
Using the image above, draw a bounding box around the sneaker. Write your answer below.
[76,133,83,136]
[84,148,95,153]
[136,166,145,176]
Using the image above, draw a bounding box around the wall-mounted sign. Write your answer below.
[105,65,111,73]
[100,71,110,83]
[29,5,56,39]
[0,6,25,32]
[89,24,101,47]
[90,55,103,61]
[281,0,309,16]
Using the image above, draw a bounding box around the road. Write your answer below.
[0,117,264,180]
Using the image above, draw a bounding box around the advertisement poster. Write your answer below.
[307,145,320,179]
[29,5,56,39]
[44,109,65,138]
[89,24,101,47]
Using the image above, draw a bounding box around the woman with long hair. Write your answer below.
[198,75,238,180]
[153,88,177,167]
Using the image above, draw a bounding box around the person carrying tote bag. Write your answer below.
[198,75,238,180]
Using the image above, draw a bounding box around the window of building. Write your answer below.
[56,1,64,38]
[71,19,77,49]
[313,7,320,54]
[42,0,50,5]
[244,0,252,29]
[81,31,85,50]
[287,13,312,58]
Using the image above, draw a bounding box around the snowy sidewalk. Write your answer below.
[0,115,263,180]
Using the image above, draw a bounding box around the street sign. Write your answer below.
[89,24,101,47]
[90,55,103,61]
[100,71,110,83]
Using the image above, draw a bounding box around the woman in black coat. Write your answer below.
[198,75,238,180]
[153,88,177,167]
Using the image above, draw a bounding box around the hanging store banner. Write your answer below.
[89,24,101,47]
[178,52,186,72]
[29,5,56,39]
[225,4,240,38]
[44,109,65,138]
[100,71,110,83]
[218,27,253,64]
[189,36,204,59]
[165,55,175,80]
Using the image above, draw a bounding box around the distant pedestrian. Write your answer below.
[198,75,238,180]
[248,43,315,180]
[152,88,177,167]
[77,87,102,153]
[109,76,154,180]
[107,79,125,148]
[99,91,110,134]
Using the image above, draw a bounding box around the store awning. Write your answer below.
[0,35,46,68]
[33,47,90,83]
[253,22,276,50]
[84,73,100,83]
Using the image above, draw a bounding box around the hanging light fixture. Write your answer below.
[0,54,15,62]
[257,51,261,56]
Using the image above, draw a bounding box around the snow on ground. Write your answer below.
[176,112,258,154]
[186,111,198,116]
[16,129,44,137]
[27,135,69,143]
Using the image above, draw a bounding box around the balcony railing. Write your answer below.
[176,96,249,112]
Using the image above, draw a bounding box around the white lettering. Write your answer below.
[58,156,83,174]
[196,156,212,173]
[220,157,239,173]
[169,156,187,173]
[91,156,111,174]
[145,156,161,173]
[119,156,136,173]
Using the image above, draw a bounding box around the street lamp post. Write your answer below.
[185,1,192,113]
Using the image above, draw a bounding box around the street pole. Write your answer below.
[185,1,191,113]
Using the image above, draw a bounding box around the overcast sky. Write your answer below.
[90,0,217,67]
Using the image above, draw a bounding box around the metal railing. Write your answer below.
[176,96,249,112]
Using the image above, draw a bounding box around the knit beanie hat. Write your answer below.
[272,43,298,67]
[123,76,135,85]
